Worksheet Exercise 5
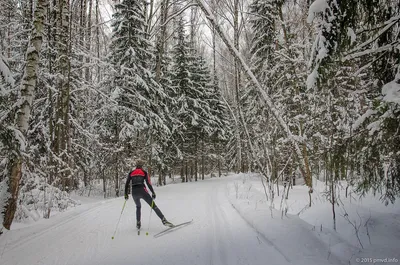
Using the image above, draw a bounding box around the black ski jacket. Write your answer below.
[125,167,154,195]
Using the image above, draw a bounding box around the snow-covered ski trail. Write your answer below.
[0,176,337,265]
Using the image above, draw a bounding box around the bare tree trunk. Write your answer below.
[79,0,86,77]
[195,134,198,181]
[202,140,205,180]
[47,0,56,186]
[95,0,100,82]
[181,160,184,182]
[233,0,243,173]
[155,0,169,82]
[2,0,48,230]
[276,179,279,197]
[83,168,88,187]
[85,0,92,81]
[53,0,71,191]
[218,142,221,177]
[185,161,188,182]
[143,0,148,23]
[190,162,193,181]
[286,174,291,199]
[332,177,336,231]
[211,6,221,178]
[115,162,119,197]
[158,166,162,186]
[148,0,154,33]
[102,168,106,198]
[113,115,120,197]
[190,4,198,47]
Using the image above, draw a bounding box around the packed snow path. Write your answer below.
[1,177,339,265]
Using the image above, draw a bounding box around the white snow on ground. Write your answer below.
[1,173,399,265]
[229,173,400,265]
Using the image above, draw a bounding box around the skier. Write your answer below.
[124,159,173,229]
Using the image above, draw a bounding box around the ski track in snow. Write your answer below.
[1,177,336,265]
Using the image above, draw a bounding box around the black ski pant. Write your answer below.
[131,186,164,222]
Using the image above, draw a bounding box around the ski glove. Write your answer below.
[152,193,156,199]
[124,194,129,200]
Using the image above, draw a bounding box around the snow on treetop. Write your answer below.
[307,0,329,23]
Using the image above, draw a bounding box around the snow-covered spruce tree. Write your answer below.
[0,0,30,171]
[169,15,229,181]
[0,0,20,184]
[150,0,187,185]
[104,0,168,194]
[189,53,224,180]
[308,0,400,204]
[208,73,230,178]
[307,0,362,228]
[242,0,280,179]
[345,1,400,204]
[0,0,30,77]
[169,16,193,182]
[0,55,16,231]
[153,40,179,185]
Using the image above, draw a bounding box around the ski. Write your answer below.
[153,220,193,238]
[137,229,140,235]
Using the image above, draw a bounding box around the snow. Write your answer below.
[382,74,400,104]
[347,28,356,45]
[307,68,319,90]
[307,0,330,23]
[0,55,15,87]
[367,120,382,136]
[1,173,399,265]
[352,109,376,130]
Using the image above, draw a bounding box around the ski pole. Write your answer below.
[111,199,127,240]
[146,200,154,235]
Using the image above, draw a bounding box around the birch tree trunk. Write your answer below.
[233,0,243,173]
[79,0,87,77]
[190,5,198,46]
[85,0,92,81]
[211,0,221,178]
[95,0,100,82]
[2,0,48,230]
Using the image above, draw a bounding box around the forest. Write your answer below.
[0,0,399,231]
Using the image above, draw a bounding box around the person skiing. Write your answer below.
[124,159,173,229]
